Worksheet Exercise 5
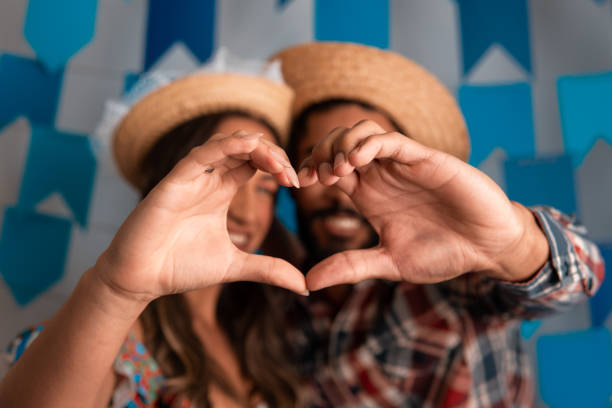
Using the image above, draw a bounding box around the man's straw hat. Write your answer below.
[271,42,470,161]
[112,72,294,190]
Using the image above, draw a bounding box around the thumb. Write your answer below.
[305,247,398,291]
[227,251,308,296]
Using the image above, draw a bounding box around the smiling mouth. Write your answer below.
[322,214,363,237]
[229,231,249,250]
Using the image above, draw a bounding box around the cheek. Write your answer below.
[256,200,275,230]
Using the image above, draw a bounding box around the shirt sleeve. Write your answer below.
[441,206,605,321]
[2,324,166,408]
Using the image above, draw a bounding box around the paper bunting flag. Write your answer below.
[0,54,63,132]
[459,82,535,167]
[315,0,389,49]
[0,207,72,305]
[24,0,98,72]
[590,244,612,327]
[537,327,612,407]
[456,0,531,76]
[558,71,612,167]
[504,155,577,214]
[145,0,216,70]
[18,126,96,227]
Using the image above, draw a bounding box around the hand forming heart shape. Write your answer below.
[96,122,550,303]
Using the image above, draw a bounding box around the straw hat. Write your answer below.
[112,72,294,190]
[271,42,470,161]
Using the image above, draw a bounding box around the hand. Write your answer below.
[96,131,308,302]
[298,120,550,290]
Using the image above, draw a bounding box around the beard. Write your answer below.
[296,204,379,271]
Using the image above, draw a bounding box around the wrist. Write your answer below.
[83,259,153,321]
[488,202,551,283]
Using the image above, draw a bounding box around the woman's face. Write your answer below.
[213,115,279,253]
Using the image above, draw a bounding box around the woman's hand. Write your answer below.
[96,131,307,302]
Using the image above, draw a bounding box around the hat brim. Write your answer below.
[113,73,294,190]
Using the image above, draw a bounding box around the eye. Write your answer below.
[256,185,277,197]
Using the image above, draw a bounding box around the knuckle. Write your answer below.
[355,119,382,132]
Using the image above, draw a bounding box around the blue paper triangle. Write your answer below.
[0,207,72,306]
[145,0,216,70]
[537,327,612,407]
[459,82,535,167]
[18,126,97,227]
[0,54,64,132]
[590,244,612,327]
[504,155,577,215]
[456,0,531,75]
[24,0,99,72]
[558,71,612,167]
[315,0,389,49]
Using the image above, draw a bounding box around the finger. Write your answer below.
[259,138,301,188]
[168,134,261,183]
[224,160,294,188]
[333,171,360,197]
[310,127,346,185]
[305,247,398,291]
[227,251,309,296]
[348,132,432,169]
[231,129,251,138]
[297,156,318,187]
[259,137,293,167]
[331,119,386,177]
[248,142,299,188]
[222,161,257,186]
[317,162,340,186]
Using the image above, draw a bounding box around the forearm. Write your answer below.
[0,264,149,408]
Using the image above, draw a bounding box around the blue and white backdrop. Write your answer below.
[1,1,611,405]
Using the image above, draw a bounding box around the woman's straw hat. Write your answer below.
[271,42,470,161]
[112,72,294,190]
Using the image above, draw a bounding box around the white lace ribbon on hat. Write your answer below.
[93,47,285,148]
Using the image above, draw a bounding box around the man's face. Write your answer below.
[292,103,397,263]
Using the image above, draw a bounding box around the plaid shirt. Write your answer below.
[285,207,604,408]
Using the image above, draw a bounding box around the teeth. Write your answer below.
[327,216,360,230]
[229,232,248,246]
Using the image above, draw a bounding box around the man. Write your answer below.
[272,42,604,407]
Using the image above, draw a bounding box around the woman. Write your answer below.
[0,59,307,407]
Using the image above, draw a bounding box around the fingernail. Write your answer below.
[297,166,310,181]
[288,169,300,188]
[333,152,345,171]
[299,290,310,296]
[240,133,262,139]
[319,162,333,179]
[269,148,291,167]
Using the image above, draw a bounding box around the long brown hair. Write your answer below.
[138,112,301,407]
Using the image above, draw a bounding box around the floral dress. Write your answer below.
[3,325,183,407]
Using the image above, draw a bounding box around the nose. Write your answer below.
[228,184,257,224]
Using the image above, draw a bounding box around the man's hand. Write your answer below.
[298,120,550,291]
